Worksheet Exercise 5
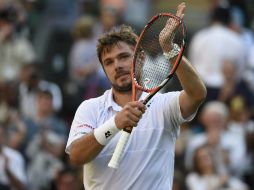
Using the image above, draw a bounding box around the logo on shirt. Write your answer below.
[77,124,95,130]
[105,131,112,138]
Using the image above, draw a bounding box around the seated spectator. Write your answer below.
[0,124,27,190]
[67,15,110,110]
[26,130,66,190]
[0,81,27,152]
[0,4,36,83]
[68,16,103,100]
[228,96,254,139]
[186,145,248,190]
[185,101,246,177]
[218,60,254,114]
[19,63,63,119]
[227,96,254,179]
[21,89,67,161]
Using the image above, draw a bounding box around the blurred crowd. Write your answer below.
[0,0,254,190]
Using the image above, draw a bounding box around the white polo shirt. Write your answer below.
[66,89,192,190]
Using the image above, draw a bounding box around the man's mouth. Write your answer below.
[115,71,130,80]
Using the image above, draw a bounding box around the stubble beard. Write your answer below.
[112,82,132,93]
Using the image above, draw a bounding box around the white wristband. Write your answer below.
[163,43,180,59]
[94,116,120,145]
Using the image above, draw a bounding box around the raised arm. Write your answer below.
[177,56,207,118]
[174,3,206,117]
[159,2,206,118]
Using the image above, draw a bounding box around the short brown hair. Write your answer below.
[96,25,138,64]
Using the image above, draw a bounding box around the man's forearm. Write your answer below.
[69,133,104,165]
[176,56,207,118]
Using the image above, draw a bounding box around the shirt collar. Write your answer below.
[105,89,148,112]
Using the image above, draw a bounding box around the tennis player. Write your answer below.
[66,2,206,190]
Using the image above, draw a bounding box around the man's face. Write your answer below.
[101,41,134,92]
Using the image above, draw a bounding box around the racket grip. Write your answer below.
[108,130,130,169]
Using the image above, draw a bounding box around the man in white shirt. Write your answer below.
[188,6,245,101]
[66,3,207,190]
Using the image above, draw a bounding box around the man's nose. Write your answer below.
[114,59,123,70]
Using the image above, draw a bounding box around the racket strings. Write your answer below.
[134,15,183,90]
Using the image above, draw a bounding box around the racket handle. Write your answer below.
[108,130,130,169]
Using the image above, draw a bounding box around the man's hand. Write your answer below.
[115,101,146,129]
[159,2,186,53]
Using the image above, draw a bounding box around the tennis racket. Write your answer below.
[108,12,187,169]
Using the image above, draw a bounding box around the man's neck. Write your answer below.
[112,89,142,107]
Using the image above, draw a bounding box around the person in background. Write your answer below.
[186,144,248,190]
[218,60,254,113]
[23,89,67,153]
[0,81,27,152]
[226,96,254,179]
[67,15,109,103]
[188,5,244,102]
[0,3,36,83]
[24,90,67,190]
[26,130,66,190]
[0,124,27,190]
[19,63,63,119]
[184,101,246,177]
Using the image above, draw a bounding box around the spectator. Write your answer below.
[123,0,154,31]
[0,124,27,190]
[188,6,245,102]
[0,4,36,82]
[19,63,63,119]
[66,15,110,112]
[0,81,27,152]
[4,111,27,152]
[94,3,123,37]
[26,130,66,190]
[185,101,246,177]
[226,96,254,177]
[218,60,254,111]
[186,144,248,190]
[23,89,67,152]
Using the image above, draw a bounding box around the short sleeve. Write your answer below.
[156,91,196,137]
[65,100,97,154]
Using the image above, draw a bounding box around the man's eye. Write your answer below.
[104,61,113,66]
